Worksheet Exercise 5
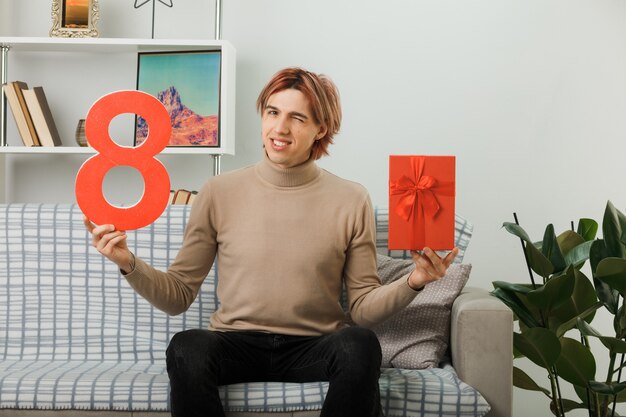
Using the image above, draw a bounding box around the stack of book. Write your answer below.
[169,189,198,205]
[2,81,62,147]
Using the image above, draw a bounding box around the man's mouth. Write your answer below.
[271,139,290,148]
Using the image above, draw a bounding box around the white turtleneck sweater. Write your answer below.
[125,155,419,336]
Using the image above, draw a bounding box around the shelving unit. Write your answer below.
[0,36,236,203]
[0,146,233,155]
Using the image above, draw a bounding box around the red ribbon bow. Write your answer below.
[389,157,442,222]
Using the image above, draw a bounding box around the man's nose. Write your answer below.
[274,117,290,134]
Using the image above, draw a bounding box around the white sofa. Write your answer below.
[0,204,512,417]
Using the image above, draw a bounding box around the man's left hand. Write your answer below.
[407,247,459,291]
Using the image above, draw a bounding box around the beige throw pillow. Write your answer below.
[373,254,472,369]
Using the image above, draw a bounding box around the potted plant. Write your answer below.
[492,201,626,416]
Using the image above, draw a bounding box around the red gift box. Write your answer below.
[388,155,456,250]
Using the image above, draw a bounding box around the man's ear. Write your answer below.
[317,125,328,140]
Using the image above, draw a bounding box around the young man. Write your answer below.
[84,67,458,417]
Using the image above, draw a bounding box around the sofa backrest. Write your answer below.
[0,204,472,364]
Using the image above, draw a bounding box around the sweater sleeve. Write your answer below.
[344,192,419,328]
[123,181,218,315]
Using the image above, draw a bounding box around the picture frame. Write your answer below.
[50,0,99,38]
[135,50,222,148]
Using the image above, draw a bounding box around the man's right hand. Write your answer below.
[83,215,134,274]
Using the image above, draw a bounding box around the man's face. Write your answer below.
[261,88,326,169]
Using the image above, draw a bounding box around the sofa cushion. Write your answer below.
[374,255,472,369]
[0,360,169,410]
[0,360,489,417]
[226,366,489,417]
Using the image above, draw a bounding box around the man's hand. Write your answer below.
[407,247,459,291]
[83,216,134,273]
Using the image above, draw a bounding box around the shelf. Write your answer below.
[0,37,229,54]
[0,146,227,155]
[0,36,236,156]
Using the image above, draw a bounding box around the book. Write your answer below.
[2,82,38,146]
[172,189,191,205]
[11,81,40,146]
[22,87,62,147]
[171,189,198,205]
[75,119,87,146]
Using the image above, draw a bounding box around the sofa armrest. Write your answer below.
[450,286,513,417]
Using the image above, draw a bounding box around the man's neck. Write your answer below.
[256,153,321,188]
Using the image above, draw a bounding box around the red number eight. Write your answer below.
[75,90,171,230]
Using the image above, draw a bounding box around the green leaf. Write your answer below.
[591,239,609,274]
[503,221,553,278]
[514,328,561,369]
[503,222,532,243]
[578,218,599,242]
[550,398,588,415]
[563,240,594,270]
[526,267,575,312]
[589,381,626,396]
[577,318,626,354]
[557,229,584,258]
[590,239,620,314]
[492,281,533,294]
[555,301,603,338]
[597,257,626,294]
[552,269,599,335]
[619,208,626,248]
[600,336,626,354]
[525,240,554,279]
[513,366,551,396]
[576,317,603,338]
[615,304,626,337]
[576,382,626,405]
[603,201,625,259]
[574,384,593,406]
[554,337,596,387]
[491,288,541,328]
[542,224,566,274]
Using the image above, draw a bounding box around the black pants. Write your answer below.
[166,326,383,417]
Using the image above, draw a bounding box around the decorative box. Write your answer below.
[388,155,456,250]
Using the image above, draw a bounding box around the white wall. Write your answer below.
[3,1,626,415]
